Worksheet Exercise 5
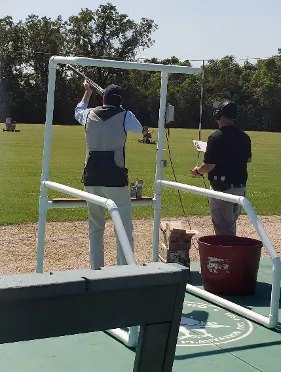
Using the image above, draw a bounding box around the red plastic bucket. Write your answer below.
[198,235,262,295]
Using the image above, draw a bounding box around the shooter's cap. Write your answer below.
[103,84,123,107]
[103,84,123,98]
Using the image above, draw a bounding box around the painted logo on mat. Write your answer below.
[177,301,253,347]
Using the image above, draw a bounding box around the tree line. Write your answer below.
[0,3,280,131]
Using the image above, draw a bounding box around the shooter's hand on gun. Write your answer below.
[66,64,104,96]
[83,80,92,93]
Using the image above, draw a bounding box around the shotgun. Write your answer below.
[66,64,104,96]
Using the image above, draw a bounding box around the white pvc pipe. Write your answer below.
[157,179,281,328]
[50,56,201,75]
[159,180,279,259]
[267,256,281,328]
[160,180,245,203]
[41,181,136,267]
[41,60,57,181]
[152,72,169,262]
[106,326,139,348]
[241,198,278,259]
[186,284,272,327]
[109,206,136,265]
[187,258,280,329]
[36,61,57,273]
[36,188,48,273]
[36,56,202,347]
[44,181,115,206]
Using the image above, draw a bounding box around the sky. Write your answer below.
[0,0,281,66]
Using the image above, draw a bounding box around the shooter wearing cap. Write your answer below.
[75,80,142,269]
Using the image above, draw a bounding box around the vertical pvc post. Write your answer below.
[241,198,281,327]
[106,201,136,265]
[36,60,57,273]
[152,71,169,261]
[268,257,281,328]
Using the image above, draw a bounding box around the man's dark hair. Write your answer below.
[103,84,123,107]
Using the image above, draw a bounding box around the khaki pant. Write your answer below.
[85,186,134,269]
[209,186,246,236]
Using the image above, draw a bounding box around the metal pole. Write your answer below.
[36,60,57,273]
[152,72,169,262]
[198,60,205,142]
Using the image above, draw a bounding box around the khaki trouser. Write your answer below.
[85,186,134,269]
[209,186,246,236]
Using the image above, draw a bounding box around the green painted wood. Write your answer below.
[0,263,189,344]
[0,260,279,372]
[134,322,172,372]
[0,262,189,371]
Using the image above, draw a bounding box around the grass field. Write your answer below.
[0,123,280,225]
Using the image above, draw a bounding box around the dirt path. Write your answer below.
[0,215,280,274]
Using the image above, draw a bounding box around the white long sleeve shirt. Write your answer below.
[75,102,143,133]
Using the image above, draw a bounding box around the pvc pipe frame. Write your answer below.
[106,326,139,348]
[39,55,280,347]
[37,56,201,348]
[37,55,199,274]
[37,181,136,273]
[50,55,202,75]
[155,180,281,329]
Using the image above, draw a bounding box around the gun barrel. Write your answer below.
[66,64,104,96]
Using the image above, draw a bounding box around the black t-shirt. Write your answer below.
[204,125,252,183]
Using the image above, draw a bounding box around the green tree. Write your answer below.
[1,4,158,124]
[62,4,158,122]
[66,4,157,60]
[201,56,242,128]
[0,16,25,120]
[19,15,66,122]
[250,56,281,131]
[65,4,157,93]
[0,6,280,131]
[234,61,257,130]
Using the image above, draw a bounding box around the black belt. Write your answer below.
[230,183,246,188]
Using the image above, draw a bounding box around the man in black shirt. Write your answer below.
[190,99,252,235]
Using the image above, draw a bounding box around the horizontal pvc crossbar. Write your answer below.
[50,56,202,75]
[43,181,136,266]
[159,180,278,258]
[158,179,281,329]
[106,326,139,348]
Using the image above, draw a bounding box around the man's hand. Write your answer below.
[190,162,215,177]
[83,80,92,93]
[190,166,202,177]
[79,80,93,106]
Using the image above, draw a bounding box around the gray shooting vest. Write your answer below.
[82,106,128,187]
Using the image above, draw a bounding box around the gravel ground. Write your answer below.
[0,215,280,275]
